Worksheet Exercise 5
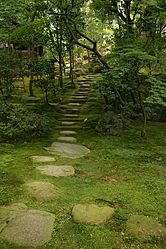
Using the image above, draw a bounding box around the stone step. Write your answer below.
[57,125,81,130]
[81,84,90,87]
[59,117,81,122]
[59,130,77,135]
[73,95,88,99]
[61,121,76,126]
[61,109,80,114]
[60,107,81,114]
[71,98,87,103]
[63,113,79,117]
[57,136,77,143]
[68,102,81,106]
[75,91,89,95]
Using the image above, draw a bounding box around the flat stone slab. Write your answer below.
[61,121,76,125]
[45,142,90,159]
[0,208,55,247]
[57,125,81,130]
[63,114,79,118]
[68,103,81,106]
[127,215,166,241]
[81,84,90,87]
[72,204,114,225]
[0,203,28,233]
[77,91,89,94]
[25,181,58,201]
[57,136,77,143]
[31,156,55,162]
[37,165,75,177]
[60,131,77,135]
[74,96,88,99]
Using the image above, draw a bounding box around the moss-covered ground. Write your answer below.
[0,79,166,249]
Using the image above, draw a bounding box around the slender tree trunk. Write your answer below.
[69,44,74,85]
[29,48,35,96]
[57,28,63,89]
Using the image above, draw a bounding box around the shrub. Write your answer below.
[0,103,48,142]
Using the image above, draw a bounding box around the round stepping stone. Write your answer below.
[127,215,166,241]
[31,156,55,162]
[60,131,77,135]
[25,181,58,201]
[72,204,114,225]
[45,142,90,159]
[57,136,77,143]
[0,209,55,247]
[37,165,75,177]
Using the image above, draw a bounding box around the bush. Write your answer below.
[0,103,48,142]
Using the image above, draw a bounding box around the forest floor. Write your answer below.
[0,76,166,249]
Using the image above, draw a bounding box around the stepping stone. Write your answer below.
[57,125,81,130]
[62,108,79,114]
[77,91,89,94]
[57,136,77,143]
[0,206,55,247]
[74,96,88,99]
[0,203,28,233]
[127,215,166,242]
[24,181,58,201]
[63,114,79,118]
[60,131,77,135]
[61,121,76,125]
[68,103,81,106]
[49,103,58,106]
[45,142,90,159]
[37,165,75,177]
[72,204,114,225]
[71,99,87,103]
[31,156,55,163]
[82,84,90,87]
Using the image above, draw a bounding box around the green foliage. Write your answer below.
[0,50,26,99]
[29,58,56,103]
[145,77,166,107]
[96,45,165,134]
[0,103,48,142]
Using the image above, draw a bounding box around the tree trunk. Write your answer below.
[69,44,74,85]
[57,28,63,89]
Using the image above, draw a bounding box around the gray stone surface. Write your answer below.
[0,203,28,233]
[68,102,81,106]
[61,121,76,125]
[37,165,75,177]
[72,204,114,225]
[25,181,58,201]
[127,215,166,241]
[82,84,90,87]
[63,114,79,118]
[0,209,55,247]
[31,156,55,162]
[45,142,90,159]
[60,131,77,135]
[57,136,77,143]
[74,96,87,99]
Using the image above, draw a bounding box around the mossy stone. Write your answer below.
[25,181,58,201]
[127,215,166,241]
[72,204,114,225]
